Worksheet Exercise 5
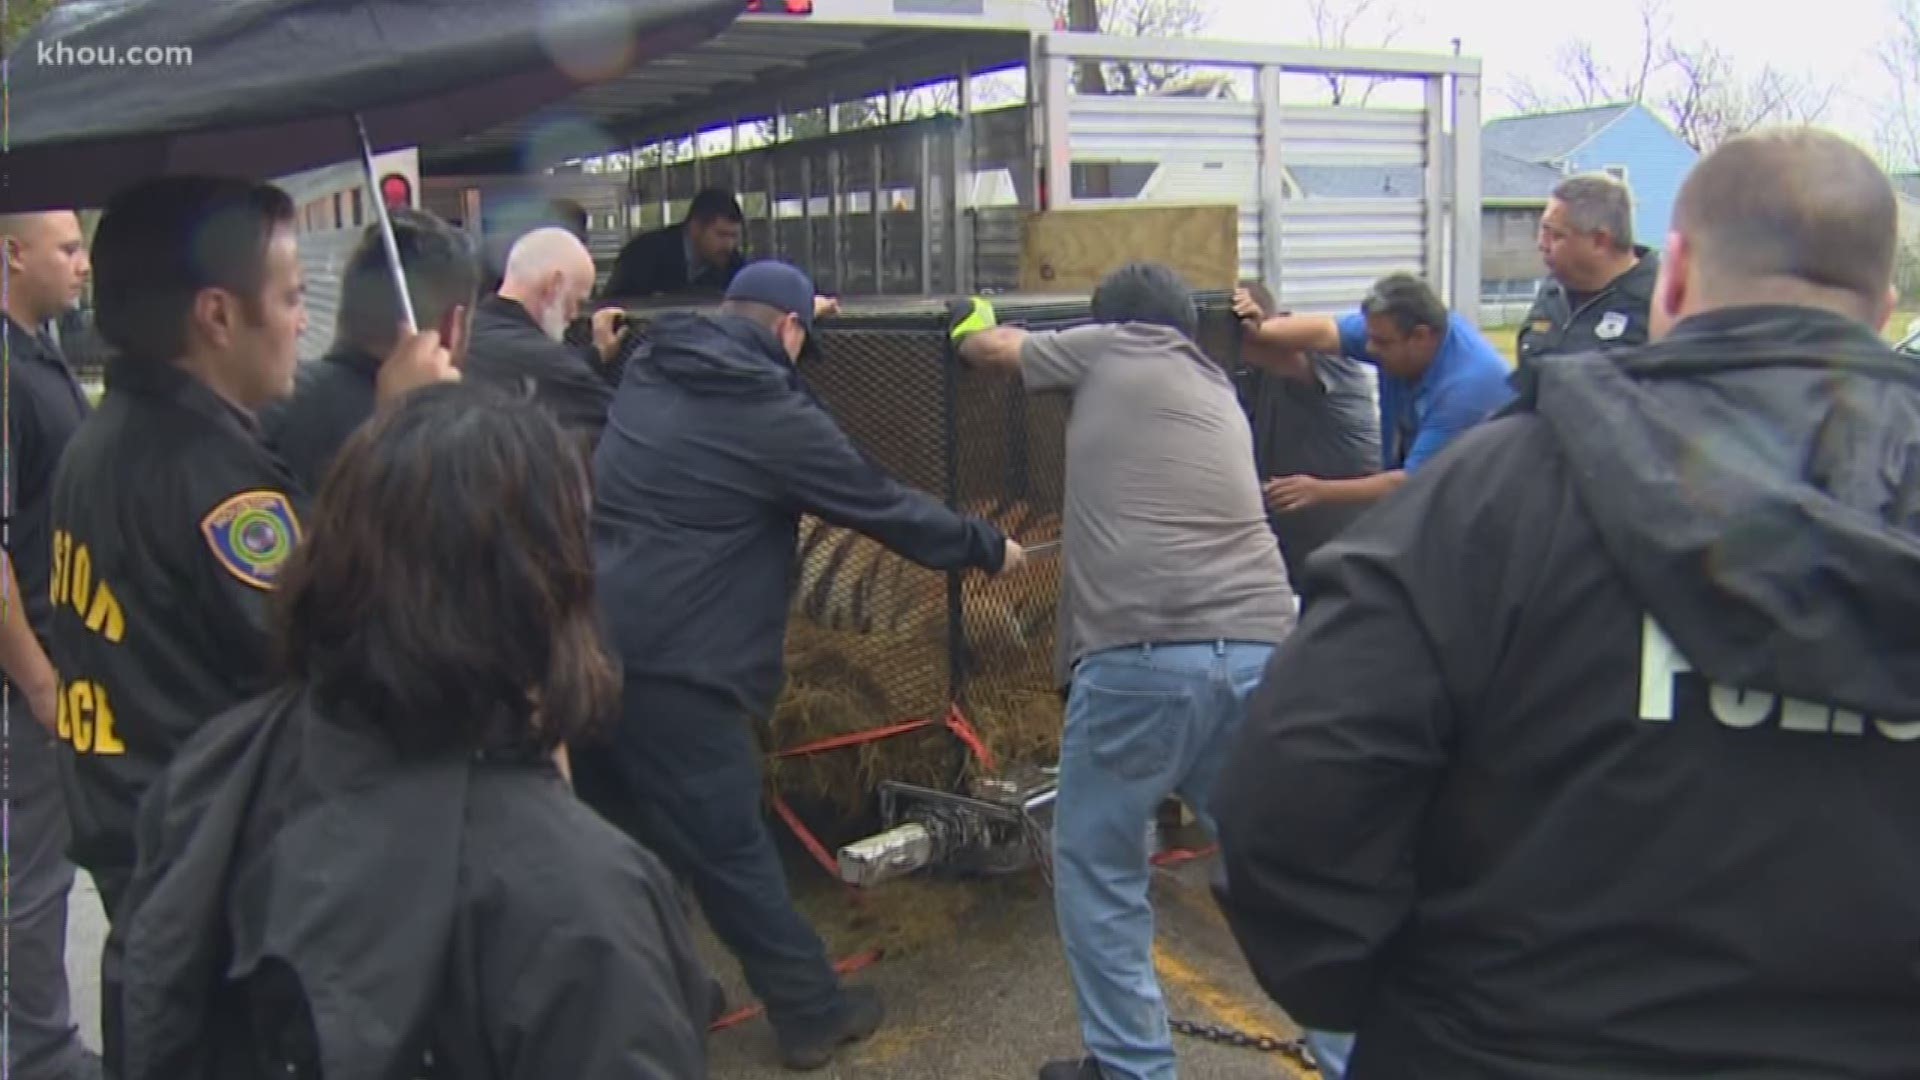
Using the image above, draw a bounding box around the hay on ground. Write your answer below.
[766,568,1065,815]
[794,872,1048,961]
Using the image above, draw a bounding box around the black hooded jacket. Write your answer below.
[592,312,1006,719]
[111,687,719,1080]
[1214,306,1920,1078]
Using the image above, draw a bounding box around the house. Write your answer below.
[1481,102,1699,255]
[1283,101,1697,320]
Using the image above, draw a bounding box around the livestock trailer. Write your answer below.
[287,0,1487,886]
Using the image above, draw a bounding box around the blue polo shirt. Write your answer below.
[1336,310,1514,472]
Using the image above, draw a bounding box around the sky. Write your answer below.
[1200,0,1898,149]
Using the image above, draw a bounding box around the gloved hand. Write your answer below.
[947,296,998,343]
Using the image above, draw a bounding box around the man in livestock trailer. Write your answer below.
[603,187,750,300]
[1214,127,1920,1079]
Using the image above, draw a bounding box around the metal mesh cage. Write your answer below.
[619,291,1244,815]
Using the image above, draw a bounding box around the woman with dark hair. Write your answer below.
[106,382,719,1080]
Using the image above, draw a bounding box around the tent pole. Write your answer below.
[353,113,419,334]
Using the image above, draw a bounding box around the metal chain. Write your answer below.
[1026,813,1314,1071]
[1170,1018,1320,1073]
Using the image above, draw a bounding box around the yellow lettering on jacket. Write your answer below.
[50,530,125,643]
[55,679,126,756]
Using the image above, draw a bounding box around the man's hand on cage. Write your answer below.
[997,538,1027,576]
[814,295,841,319]
[949,297,1027,373]
[1232,287,1269,327]
[591,306,630,364]
[948,296,998,341]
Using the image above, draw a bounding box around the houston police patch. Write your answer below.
[200,490,301,590]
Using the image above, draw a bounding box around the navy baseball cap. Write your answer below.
[726,259,821,362]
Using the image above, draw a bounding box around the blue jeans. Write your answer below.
[1054,640,1272,1080]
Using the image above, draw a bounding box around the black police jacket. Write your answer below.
[46,357,303,875]
[4,314,93,641]
[113,686,719,1080]
[1514,246,1660,371]
[1214,306,1920,1078]
[592,312,1007,720]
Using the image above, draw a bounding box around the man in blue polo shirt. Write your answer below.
[1234,273,1513,517]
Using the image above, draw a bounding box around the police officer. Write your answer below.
[0,208,101,1080]
[1213,128,1920,1078]
[48,176,453,925]
[1515,172,1660,370]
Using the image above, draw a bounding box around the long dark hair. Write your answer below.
[274,382,618,761]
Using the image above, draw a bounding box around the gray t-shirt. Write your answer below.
[1021,323,1298,685]
[1241,355,1382,582]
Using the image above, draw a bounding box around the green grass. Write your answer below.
[1487,312,1918,365]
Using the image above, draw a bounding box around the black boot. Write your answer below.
[777,986,885,1071]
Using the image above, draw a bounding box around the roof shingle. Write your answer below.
[1482,103,1636,164]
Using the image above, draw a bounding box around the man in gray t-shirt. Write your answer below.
[951,265,1307,1080]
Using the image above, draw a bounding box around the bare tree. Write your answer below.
[1661,44,1834,153]
[1504,0,1674,112]
[1045,0,1211,95]
[1503,0,1835,152]
[1304,0,1403,105]
[1880,0,1920,169]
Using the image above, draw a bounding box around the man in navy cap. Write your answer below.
[588,260,1025,1071]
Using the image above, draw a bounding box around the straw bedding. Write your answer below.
[762,501,1064,816]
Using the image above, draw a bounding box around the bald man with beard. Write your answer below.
[0,208,103,1080]
[465,227,630,449]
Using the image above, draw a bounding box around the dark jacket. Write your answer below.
[593,312,1007,718]
[465,297,617,448]
[602,223,743,301]
[1515,246,1660,370]
[113,686,718,1080]
[47,357,303,879]
[1214,306,1920,1079]
[4,314,93,641]
[1236,355,1381,584]
[259,345,380,493]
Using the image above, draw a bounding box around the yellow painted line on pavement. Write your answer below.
[1153,943,1319,1080]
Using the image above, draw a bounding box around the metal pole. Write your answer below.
[353,114,417,333]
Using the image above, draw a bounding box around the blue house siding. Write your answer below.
[1563,108,1698,252]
